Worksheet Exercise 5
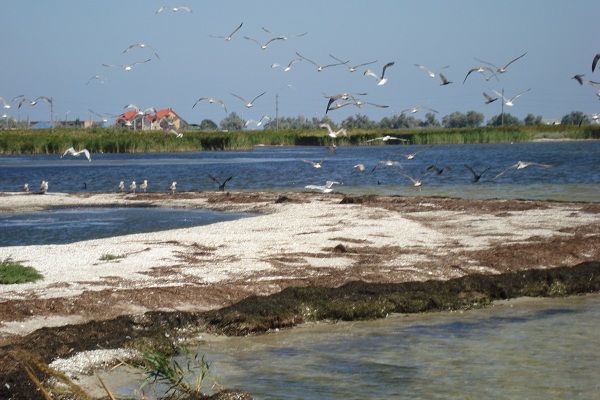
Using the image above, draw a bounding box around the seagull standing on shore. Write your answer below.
[118,181,125,193]
[364,61,395,86]
[139,179,148,192]
[22,183,29,193]
[169,181,177,194]
[40,180,48,194]
[230,91,266,108]
[61,147,91,162]
[130,181,137,193]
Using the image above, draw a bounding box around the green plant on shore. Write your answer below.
[0,257,43,284]
[100,253,126,261]
[139,346,210,398]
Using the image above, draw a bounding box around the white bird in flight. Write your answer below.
[414,64,449,79]
[30,96,52,106]
[103,59,151,71]
[483,92,499,104]
[475,51,527,74]
[329,54,377,72]
[61,147,91,162]
[364,61,395,86]
[230,91,267,108]
[271,58,301,72]
[193,97,228,113]
[156,5,192,13]
[400,173,424,190]
[493,88,531,107]
[319,123,347,138]
[0,97,11,109]
[366,135,406,143]
[492,161,552,180]
[302,159,323,169]
[401,106,438,115]
[463,66,497,84]
[86,75,107,85]
[295,52,348,72]
[244,35,286,50]
[304,181,340,193]
[209,22,243,41]
[245,115,271,127]
[370,160,402,173]
[122,43,160,60]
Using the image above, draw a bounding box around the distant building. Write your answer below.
[115,108,188,130]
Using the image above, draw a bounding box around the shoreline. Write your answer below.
[1,191,599,398]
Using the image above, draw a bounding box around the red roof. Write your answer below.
[116,108,181,123]
[116,110,139,122]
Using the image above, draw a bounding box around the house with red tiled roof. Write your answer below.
[115,108,188,130]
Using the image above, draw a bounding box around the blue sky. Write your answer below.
[1,0,599,125]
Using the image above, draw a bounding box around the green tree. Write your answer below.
[199,119,218,131]
[523,114,543,126]
[219,112,245,131]
[342,114,375,129]
[487,113,522,126]
[420,112,440,127]
[465,111,484,127]
[561,111,590,125]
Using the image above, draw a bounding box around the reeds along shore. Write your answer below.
[0,125,598,154]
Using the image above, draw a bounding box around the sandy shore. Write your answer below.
[1,191,599,342]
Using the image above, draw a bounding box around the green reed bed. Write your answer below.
[0,125,598,154]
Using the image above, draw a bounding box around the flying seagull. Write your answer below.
[401,106,438,115]
[245,115,271,127]
[61,147,91,162]
[493,88,531,107]
[414,64,449,79]
[426,164,451,175]
[271,58,301,72]
[230,91,267,108]
[86,75,107,85]
[30,96,52,106]
[492,161,552,180]
[572,74,585,85]
[261,26,308,40]
[122,43,160,60]
[475,51,527,74]
[366,135,406,143]
[0,97,10,109]
[483,92,499,104]
[193,97,228,113]
[295,52,348,72]
[208,175,233,191]
[304,180,340,193]
[364,62,395,86]
[370,159,402,173]
[102,59,151,71]
[593,53,600,72]
[244,35,286,50]
[329,54,377,72]
[464,165,490,182]
[439,72,453,86]
[324,92,367,113]
[156,5,192,13]
[209,22,243,41]
[463,66,497,84]
[319,123,347,138]
[302,159,323,169]
[400,173,424,190]
[400,146,432,160]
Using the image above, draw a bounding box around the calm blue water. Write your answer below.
[1,141,599,201]
[0,207,250,246]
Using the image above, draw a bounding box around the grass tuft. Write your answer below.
[0,257,43,284]
[99,253,125,261]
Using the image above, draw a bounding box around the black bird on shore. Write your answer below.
[464,165,490,182]
[208,175,233,191]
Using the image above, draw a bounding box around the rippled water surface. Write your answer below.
[181,295,600,399]
[1,141,599,201]
[0,207,251,246]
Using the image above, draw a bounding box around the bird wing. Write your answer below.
[482,92,496,102]
[415,64,434,77]
[381,62,395,79]
[102,63,117,68]
[328,53,346,64]
[61,147,75,157]
[287,58,301,68]
[264,36,286,47]
[325,181,340,188]
[319,123,333,134]
[217,100,228,113]
[510,88,531,102]
[250,91,267,104]
[33,96,52,104]
[295,52,319,67]
[463,68,479,84]
[473,57,499,70]
[363,69,378,79]
[174,6,192,12]
[223,176,233,185]
[192,97,208,108]
[229,22,243,38]
[208,174,220,184]
[353,60,377,69]
[502,51,527,69]
[132,58,152,66]
[230,93,248,103]
[492,164,518,180]
[365,102,389,108]
[244,36,261,46]
[82,149,91,162]
[492,90,508,103]
[400,173,419,185]
[593,53,600,72]
[439,73,451,84]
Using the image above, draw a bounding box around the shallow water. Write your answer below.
[0,207,250,246]
[178,295,600,399]
[1,141,599,201]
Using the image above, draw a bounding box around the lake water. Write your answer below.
[0,207,250,246]
[186,295,600,399]
[0,141,599,201]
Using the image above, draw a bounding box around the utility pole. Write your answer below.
[275,93,279,132]
[500,88,504,126]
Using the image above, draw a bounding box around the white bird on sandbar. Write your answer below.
[230,91,267,108]
[244,35,286,50]
[130,181,137,193]
[319,123,347,138]
[304,180,341,193]
[492,88,531,107]
[364,61,395,86]
[492,161,553,180]
[61,147,91,162]
[209,22,243,41]
[295,52,348,72]
[122,43,160,60]
[139,179,148,192]
[302,159,323,169]
[39,180,48,194]
[475,51,527,74]
[22,183,29,193]
[169,181,177,194]
[102,59,151,71]
[118,181,125,193]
